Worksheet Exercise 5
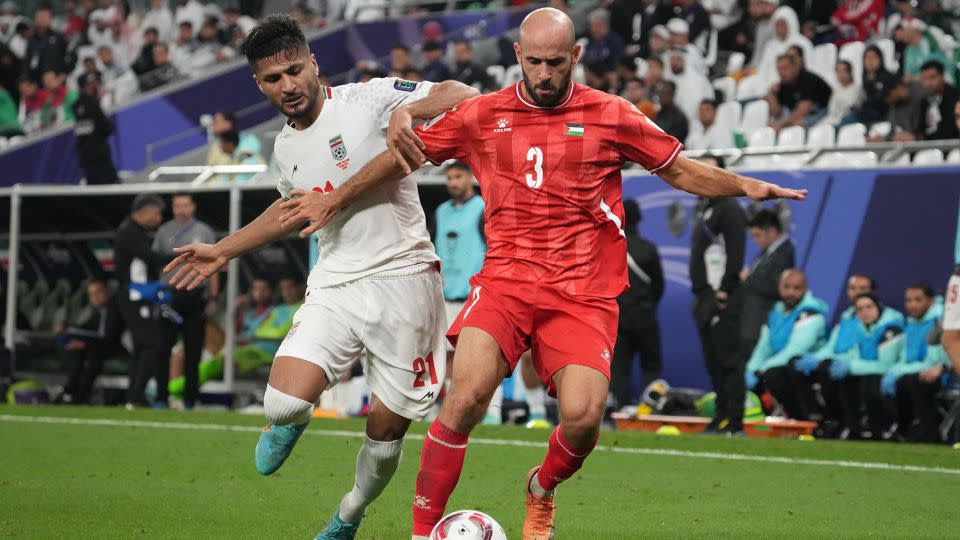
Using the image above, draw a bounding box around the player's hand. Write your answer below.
[278,188,341,238]
[164,243,228,291]
[386,104,425,175]
[742,179,807,202]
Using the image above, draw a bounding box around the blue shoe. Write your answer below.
[315,506,361,540]
[254,422,308,475]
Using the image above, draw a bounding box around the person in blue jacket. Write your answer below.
[745,269,828,419]
[827,293,904,439]
[885,283,949,442]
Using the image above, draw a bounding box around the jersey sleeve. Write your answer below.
[416,103,469,165]
[616,98,684,174]
[339,77,435,130]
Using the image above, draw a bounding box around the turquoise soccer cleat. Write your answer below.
[254,422,308,475]
[315,506,362,540]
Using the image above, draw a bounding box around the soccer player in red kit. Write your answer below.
[279,8,806,538]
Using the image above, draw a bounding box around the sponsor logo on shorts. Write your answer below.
[419,391,436,401]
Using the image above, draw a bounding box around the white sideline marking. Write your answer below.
[3,414,960,477]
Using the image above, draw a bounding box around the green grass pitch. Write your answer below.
[1,406,959,538]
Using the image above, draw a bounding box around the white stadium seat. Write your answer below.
[726,51,746,74]
[889,153,911,166]
[946,149,960,163]
[739,99,769,138]
[485,65,505,88]
[874,38,899,73]
[806,123,836,147]
[811,43,837,82]
[715,101,742,135]
[838,41,865,84]
[748,126,776,147]
[735,74,766,101]
[503,64,523,85]
[837,123,867,146]
[713,76,736,102]
[777,125,806,147]
[913,149,945,165]
[867,121,891,140]
[815,151,877,167]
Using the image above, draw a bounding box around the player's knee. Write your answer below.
[559,398,605,442]
[263,384,313,426]
[442,386,490,430]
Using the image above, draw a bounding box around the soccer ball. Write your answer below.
[430,510,507,540]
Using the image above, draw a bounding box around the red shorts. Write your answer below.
[446,275,619,397]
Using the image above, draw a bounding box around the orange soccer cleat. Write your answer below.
[522,467,556,540]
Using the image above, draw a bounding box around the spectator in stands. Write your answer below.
[621,77,652,112]
[131,27,160,75]
[791,275,887,433]
[56,279,123,405]
[665,48,714,124]
[870,79,926,142]
[850,45,897,125]
[666,18,706,76]
[388,44,413,75]
[644,56,665,104]
[584,61,612,93]
[452,40,493,91]
[8,21,31,60]
[87,9,113,51]
[886,283,947,443]
[0,2,21,44]
[17,75,46,134]
[193,18,233,69]
[154,193,219,410]
[651,0,711,48]
[612,199,665,411]
[115,194,171,408]
[141,0,173,42]
[0,82,20,136]
[686,99,735,150]
[403,68,423,83]
[898,18,952,84]
[828,293,905,439]
[919,60,960,141]
[702,0,744,51]
[745,269,828,419]
[0,43,22,104]
[654,80,688,143]
[24,3,68,81]
[646,24,670,60]
[737,209,796,382]
[755,6,815,91]
[72,72,118,184]
[766,53,832,130]
[690,154,748,433]
[40,69,77,125]
[746,0,779,69]
[584,8,624,77]
[607,0,647,57]
[421,40,450,83]
[222,5,255,48]
[174,0,204,37]
[828,0,884,46]
[138,42,183,92]
[170,20,199,74]
[216,129,266,182]
[206,109,261,169]
[820,60,861,126]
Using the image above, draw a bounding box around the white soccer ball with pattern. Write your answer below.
[429,510,507,540]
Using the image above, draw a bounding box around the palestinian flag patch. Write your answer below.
[565,123,584,137]
[394,79,418,92]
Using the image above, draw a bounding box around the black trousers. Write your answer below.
[895,374,942,443]
[158,290,207,407]
[820,373,890,438]
[80,158,118,184]
[693,294,744,422]
[63,341,111,404]
[612,318,662,409]
[760,357,825,420]
[118,298,163,405]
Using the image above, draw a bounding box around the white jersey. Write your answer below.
[274,78,440,289]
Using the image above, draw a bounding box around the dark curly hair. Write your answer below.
[239,14,308,67]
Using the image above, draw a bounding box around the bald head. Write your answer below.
[515,8,580,107]
[519,7,576,49]
[779,268,808,309]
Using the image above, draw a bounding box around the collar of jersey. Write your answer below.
[514,81,575,110]
[285,86,333,132]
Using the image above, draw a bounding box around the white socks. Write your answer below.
[526,385,547,419]
[338,436,404,523]
[263,384,314,426]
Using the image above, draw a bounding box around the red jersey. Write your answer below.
[417,82,682,298]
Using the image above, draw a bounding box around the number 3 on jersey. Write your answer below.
[525,146,544,189]
[412,352,438,387]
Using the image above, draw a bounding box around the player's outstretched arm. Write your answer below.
[657,155,808,201]
[165,198,304,290]
[279,150,414,238]
[387,80,479,174]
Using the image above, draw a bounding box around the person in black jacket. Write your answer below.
[919,60,960,141]
[115,194,172,408]
[57,279,124,405]
[850,45,896,125]
[611,199,665,410]
[689,154,748,434]
[737,208,795,378]
[72,72,118,184]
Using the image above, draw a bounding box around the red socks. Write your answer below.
[412,419,469,536]
[536,427,597,491]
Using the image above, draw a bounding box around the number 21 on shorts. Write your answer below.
[525,146,543,189]
[413,352,439,387]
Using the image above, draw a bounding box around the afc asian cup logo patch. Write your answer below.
[394,79,418,92]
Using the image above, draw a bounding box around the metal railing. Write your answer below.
[148,164,269,185]
[681,138,960,168]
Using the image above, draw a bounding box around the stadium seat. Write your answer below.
[874,38,899,73]
[0,137,7,150]
[888,152,911,166]
[837,123,867,145]
[867,121,891,140]
[739,99,769,137]
[838,41,865,84]
[777,125,806,147]
[811,43,837,82]
[713,77,736,102]
[726,51,746,74]
[485,65,505,88]
[735,74,765,101]
[947,149,960,163]
[503,64,523,85]
[806,123,835,147]
[715,101,741,139]
[8,135,25,146]
[913,149,945,165]
[747,126,776,148]
[572,63,586,85]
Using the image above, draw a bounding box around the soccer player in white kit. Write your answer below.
[163,15,478,539]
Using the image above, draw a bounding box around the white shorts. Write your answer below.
[444,301,465,351]
[944,269,960,331]
[276,263,446,420]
